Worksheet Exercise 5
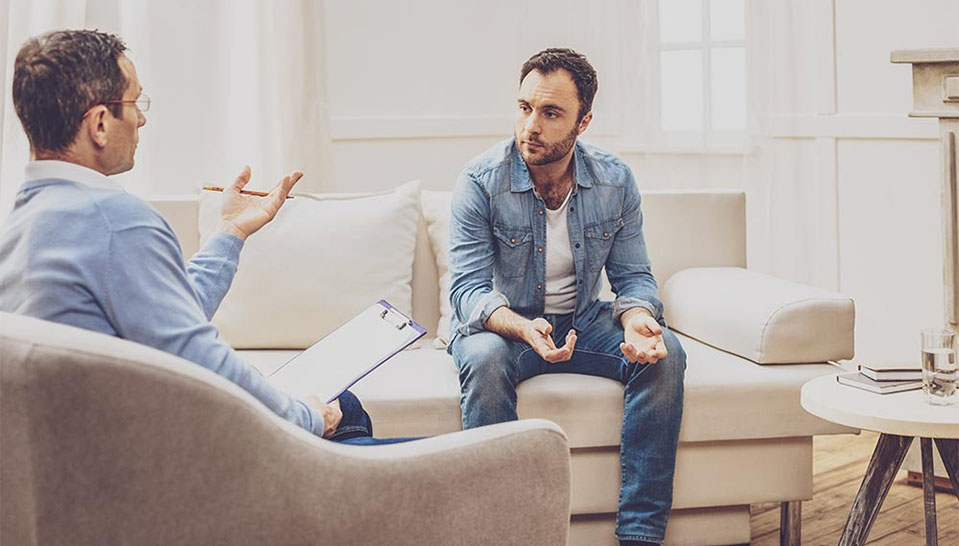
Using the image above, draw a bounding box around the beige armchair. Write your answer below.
[0,313,570,546]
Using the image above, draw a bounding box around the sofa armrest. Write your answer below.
[662,267,855,364]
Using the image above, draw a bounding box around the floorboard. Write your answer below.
[748,431,958,545]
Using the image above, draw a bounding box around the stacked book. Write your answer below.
[836,363,922,394]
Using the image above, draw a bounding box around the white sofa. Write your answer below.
[151,187,858,546]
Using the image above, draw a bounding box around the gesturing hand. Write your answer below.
[215,165,303,240]
[525,318,577,363]
[620,313,668,364]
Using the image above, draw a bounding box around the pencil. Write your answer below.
[202,186,294,199]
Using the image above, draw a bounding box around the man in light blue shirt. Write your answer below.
[0,29,392,444]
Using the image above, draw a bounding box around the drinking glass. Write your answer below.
[920,329,957,406]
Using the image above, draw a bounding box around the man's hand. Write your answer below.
[620,310,667,364]
[305,395,342,438]
[484,307,576,363]
[215,165,303,240]
[524,318,577,363]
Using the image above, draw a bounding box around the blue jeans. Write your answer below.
[327,390,420,446]
[450,303,686,543]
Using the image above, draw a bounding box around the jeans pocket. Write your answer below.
[584,217,624,271]
[493,223,533,278]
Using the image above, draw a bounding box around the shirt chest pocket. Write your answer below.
[583,218,624,271]
[492,224,533,278]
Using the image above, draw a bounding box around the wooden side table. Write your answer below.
[801,375,959,546]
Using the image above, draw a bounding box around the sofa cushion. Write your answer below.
[662,267,856,365]
[240,332,850,447]
[420,190,453,348]
[198,181,420,348]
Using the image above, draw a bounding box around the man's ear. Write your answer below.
[84,105,110,149]
[577,111,593,136]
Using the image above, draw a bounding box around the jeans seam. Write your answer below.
[615,534,664,542]
[327,425,368,441]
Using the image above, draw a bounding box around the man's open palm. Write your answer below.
[620,314,667,364]
[217,165,302,240]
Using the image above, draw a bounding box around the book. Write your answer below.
[836,372,921,394]
[858,362,922,382]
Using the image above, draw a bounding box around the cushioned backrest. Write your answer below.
[0,312,336,545]
[150,190,745,336]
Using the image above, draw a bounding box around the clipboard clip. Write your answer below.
[380,307,413,330]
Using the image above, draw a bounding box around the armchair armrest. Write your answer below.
[662,267,855,364]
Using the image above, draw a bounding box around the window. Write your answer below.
[649,0,746,143]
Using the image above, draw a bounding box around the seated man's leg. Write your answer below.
[326,389,373,442]
[450,330,540,429]
[555,307,686,544]
[328,390,422,445]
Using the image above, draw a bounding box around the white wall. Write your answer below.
[323,0,743,193]
[760,0,957,364]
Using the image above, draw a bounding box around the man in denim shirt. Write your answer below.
[448,48,686,546]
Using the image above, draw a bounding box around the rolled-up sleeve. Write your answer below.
[606,167,663,322]
[448,170,509,336]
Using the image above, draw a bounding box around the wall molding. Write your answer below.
[330,115,511,141]
[330,114,619,142]
[764,114,939,140]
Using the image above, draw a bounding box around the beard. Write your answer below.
[518,124,579,166]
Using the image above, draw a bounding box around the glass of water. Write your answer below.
[921,329,957,406]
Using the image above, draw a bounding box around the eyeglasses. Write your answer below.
[104,93,151,112]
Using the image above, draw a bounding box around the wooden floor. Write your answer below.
[749,431,958,545]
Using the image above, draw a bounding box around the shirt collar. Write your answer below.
[509,139,594,193]
[24,160,124,192]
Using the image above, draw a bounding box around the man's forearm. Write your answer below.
[484,306,532,344]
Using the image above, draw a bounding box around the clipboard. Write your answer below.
[269,300,427,403]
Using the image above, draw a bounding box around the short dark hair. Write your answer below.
[520,48,598,121]
[13,30,128,154]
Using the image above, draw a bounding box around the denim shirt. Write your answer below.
[449,139,661,342]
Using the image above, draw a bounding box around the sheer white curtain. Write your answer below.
[742,1,834,288]
[0,0,332,222]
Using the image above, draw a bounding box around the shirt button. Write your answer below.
[603,232,609,237]
[578,279,583,284]
[538,210,544,215]
[510,237,517,244]
[569,207,574,212]
[575,243,581,249]
[537,247,543,253]
[537,284,543,290]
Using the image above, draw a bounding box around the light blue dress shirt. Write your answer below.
[0,161,322,436]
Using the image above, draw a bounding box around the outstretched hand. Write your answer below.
[620,313,667,364]
[525,318,577,363]
[215,165,303,240]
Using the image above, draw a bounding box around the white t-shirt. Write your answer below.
[544,189,577,314]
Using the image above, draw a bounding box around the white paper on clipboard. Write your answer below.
[269,300,427,403]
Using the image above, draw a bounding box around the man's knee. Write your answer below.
[655,328,687,389]
[662,328,687,370]
[451,331,517,389]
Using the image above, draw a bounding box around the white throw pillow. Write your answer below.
[198,181,420,349]
[421,190,453,349]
